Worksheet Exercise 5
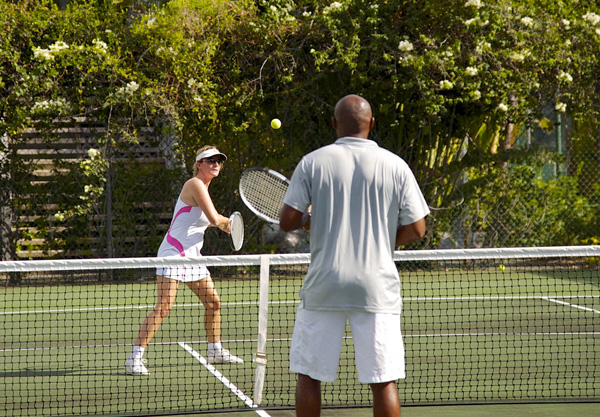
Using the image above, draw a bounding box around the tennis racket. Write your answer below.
[229,211,244,251]
[239,167,289,224]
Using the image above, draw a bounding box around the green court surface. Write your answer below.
[0,256,598,416]
[179,403,600,417]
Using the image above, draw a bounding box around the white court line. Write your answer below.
[0,301,261,315]
[543,297,600,314]
[2,296,598,315]
[4,330,600,354]
[177,342,271,417]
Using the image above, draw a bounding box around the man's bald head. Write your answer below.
[332,94,374,138]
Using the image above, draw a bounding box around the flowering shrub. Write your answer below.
[1,0,599,257]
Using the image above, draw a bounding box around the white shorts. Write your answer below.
[156,265,210,282]
[289,304,405,383]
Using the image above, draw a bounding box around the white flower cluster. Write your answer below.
[465,0,483,8]
[33,47,54,61]
[555,102,567,113]
[32,40,70,61]
[398,40,414,52]
[439,80,454,90]
[466,66,478,76]
[323,1,343,14]
[155,46,177,58]
[520,17,534,27]
[187,78,203,89]
[470,90,482,100]
[50,41,69,53]
[558,71,573,83]
[116,81,140,98]
[87,148,100,159]
[92,39,108,54]
[31,97,71,114]
[475,40,491,54]
[583,12,600,25]
[498,103,508,112]
[465,17,488,27]
[509,50,530,62]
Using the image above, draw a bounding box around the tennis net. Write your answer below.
[0,246,599,416]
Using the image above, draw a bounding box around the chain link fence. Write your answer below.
[1,113,599,260]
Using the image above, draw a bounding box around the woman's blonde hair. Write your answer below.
[193,145,219,176]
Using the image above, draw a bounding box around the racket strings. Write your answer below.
[230,213,244,250]
[240,171,288,221]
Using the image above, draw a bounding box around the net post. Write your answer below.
[253,254,271,405]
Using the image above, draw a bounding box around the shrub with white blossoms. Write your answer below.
[323,2,343,14]
[583,12,600,25]
[509,51,527,61]
[498,103,509,112]
[32,47,54,61]
[56,148,107,221]
[87,148,100,159]
[465,0,483,8]
[31,97,71,115]
[114,81,140,100]
[439,80,454,90]
[520,17,534,27]
[32,40,70,61]
[92,38,108,54]
[49,41,69,53]
[398,40,414,52]
[470,90,482,100]
[555,102,567,113]
[466,66,478,76]
[558,71,573,83]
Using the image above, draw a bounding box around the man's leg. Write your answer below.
[296,373,321,417]
[370,381,400,417]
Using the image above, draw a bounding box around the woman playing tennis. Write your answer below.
[125,145,243,375]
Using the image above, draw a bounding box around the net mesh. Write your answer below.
[1,247,599,416]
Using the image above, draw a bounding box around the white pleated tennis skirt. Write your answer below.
[156,265,210,282]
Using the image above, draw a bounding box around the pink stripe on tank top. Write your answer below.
[166,205,193,256]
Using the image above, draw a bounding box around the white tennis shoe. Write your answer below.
[125,357,149,375]
[208,348,244,364]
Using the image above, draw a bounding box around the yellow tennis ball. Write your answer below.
[271,118,281,129]
[498,264,505,271]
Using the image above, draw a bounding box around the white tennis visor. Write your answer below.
[195,149,228,162]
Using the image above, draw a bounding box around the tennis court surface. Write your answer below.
[1,246,599,416]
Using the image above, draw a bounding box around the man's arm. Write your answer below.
[396,217,426,247]
[279,204,311,232]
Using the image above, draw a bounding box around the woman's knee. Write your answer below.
[203,296,221,312]
[154,301,174,319]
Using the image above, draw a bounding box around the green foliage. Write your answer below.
[1,0,600,258]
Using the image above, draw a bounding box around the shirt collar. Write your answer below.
[334,136,379,147]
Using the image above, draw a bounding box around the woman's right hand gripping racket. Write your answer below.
[239,167,289,224]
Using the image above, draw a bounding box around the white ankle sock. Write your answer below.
[131,345,145,360]
[208,342,222,353]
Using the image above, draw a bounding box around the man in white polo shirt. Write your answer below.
[280,94,429,417]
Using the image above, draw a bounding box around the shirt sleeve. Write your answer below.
[398,168,430,225]
[283,158,312,213]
